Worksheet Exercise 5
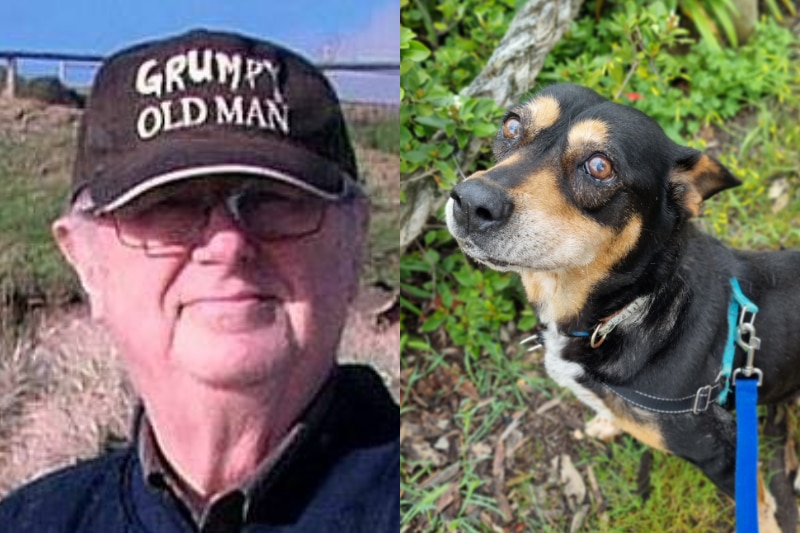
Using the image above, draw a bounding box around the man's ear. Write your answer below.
[669,148,741,217]
[52,216,105,319]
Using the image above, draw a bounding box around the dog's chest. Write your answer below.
[542,324,611,417]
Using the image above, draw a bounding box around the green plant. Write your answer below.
[540,1,800,140]
[401,0,515,192]
[0,135,81,332]
[350,119,400,154]
[761,0,797,21]
[679,0,739,50]
[401,228,537,392]
[580,437,735,531]
[21,76,85,107]
[700,96,800,249]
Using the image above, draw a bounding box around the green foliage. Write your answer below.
[401,228,537,393]
[21,76,85,107]
[541,1,800,140]
[580,438,735,531]
[0,137,80,333]
[0,241,74,333]
[761,0,797,21]
[350,119,400,155]
[700,96,800,250]
[401,0,516,190]
[400,0,525,402]
[0,69,86,108]
[679,0,739,50]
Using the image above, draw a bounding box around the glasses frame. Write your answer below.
[93,184,338,254]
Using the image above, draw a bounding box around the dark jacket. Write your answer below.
[0,365,399,532]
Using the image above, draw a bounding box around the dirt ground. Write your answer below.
[400,326,603,531]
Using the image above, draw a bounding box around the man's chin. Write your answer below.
[171,310,299,389]
[176,342,295,390]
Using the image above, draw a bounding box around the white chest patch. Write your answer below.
[542,324,611,418]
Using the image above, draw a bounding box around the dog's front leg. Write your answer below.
[585,414,623,441]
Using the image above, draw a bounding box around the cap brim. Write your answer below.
[90,132,353,212]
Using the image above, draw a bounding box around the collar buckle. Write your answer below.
[692,384,716,414]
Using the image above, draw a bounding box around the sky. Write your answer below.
[1,0,399,103]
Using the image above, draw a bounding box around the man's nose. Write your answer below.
[449,178,514,232]
[191,204,256,263]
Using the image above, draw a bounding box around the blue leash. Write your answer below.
[726,278,761,533]
[736,378,759,532]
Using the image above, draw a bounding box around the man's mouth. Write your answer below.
[179,292,282,327]
[192,293,271,304]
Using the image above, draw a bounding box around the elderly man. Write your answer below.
[0,29,398,532]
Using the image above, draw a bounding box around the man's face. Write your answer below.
[55,177,366,399]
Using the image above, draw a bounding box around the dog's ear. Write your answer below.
[669,149,741,217]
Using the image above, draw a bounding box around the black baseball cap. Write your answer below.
[72,28,358,212]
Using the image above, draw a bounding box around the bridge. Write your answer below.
[0,50,398,99]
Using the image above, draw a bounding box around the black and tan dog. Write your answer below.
[445,83,800,531]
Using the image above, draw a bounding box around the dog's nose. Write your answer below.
[450,179,513,231]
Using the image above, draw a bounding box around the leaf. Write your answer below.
[681,0,723,52]
[415,115,452,130]
[708,1,738,47]
[437,281,454,308]
[402,40,431,63]
[517,312,538,331]
[400,26,416,48]
[558,454,587,510]
[433,160,458,188]
[471,122,499,137]
[452,268,476,287]
[420,312,447,333]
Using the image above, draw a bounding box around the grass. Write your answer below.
[582,441,735,531]
[351,119,400,155]
[0,128,81,338]
[700,98,800,249]
[401,85,800,532]
[367,205,400,286]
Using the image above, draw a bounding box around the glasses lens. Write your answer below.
[235,191,327,241]
[114,196,206,249]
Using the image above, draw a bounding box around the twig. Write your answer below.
[451,154,468,181]
[411,0,436,45]
[402,167,438,185]
[492,438,513,523]
[419,462,460,489]
[414,239,438,310]
[499,410,526,442]
[614,58,640,101]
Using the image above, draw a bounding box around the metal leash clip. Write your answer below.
[732,308,763,386]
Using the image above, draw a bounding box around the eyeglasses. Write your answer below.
[98,183,330,253]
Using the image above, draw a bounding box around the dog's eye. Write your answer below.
[584,154,615,180]
[502,117,521,139]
